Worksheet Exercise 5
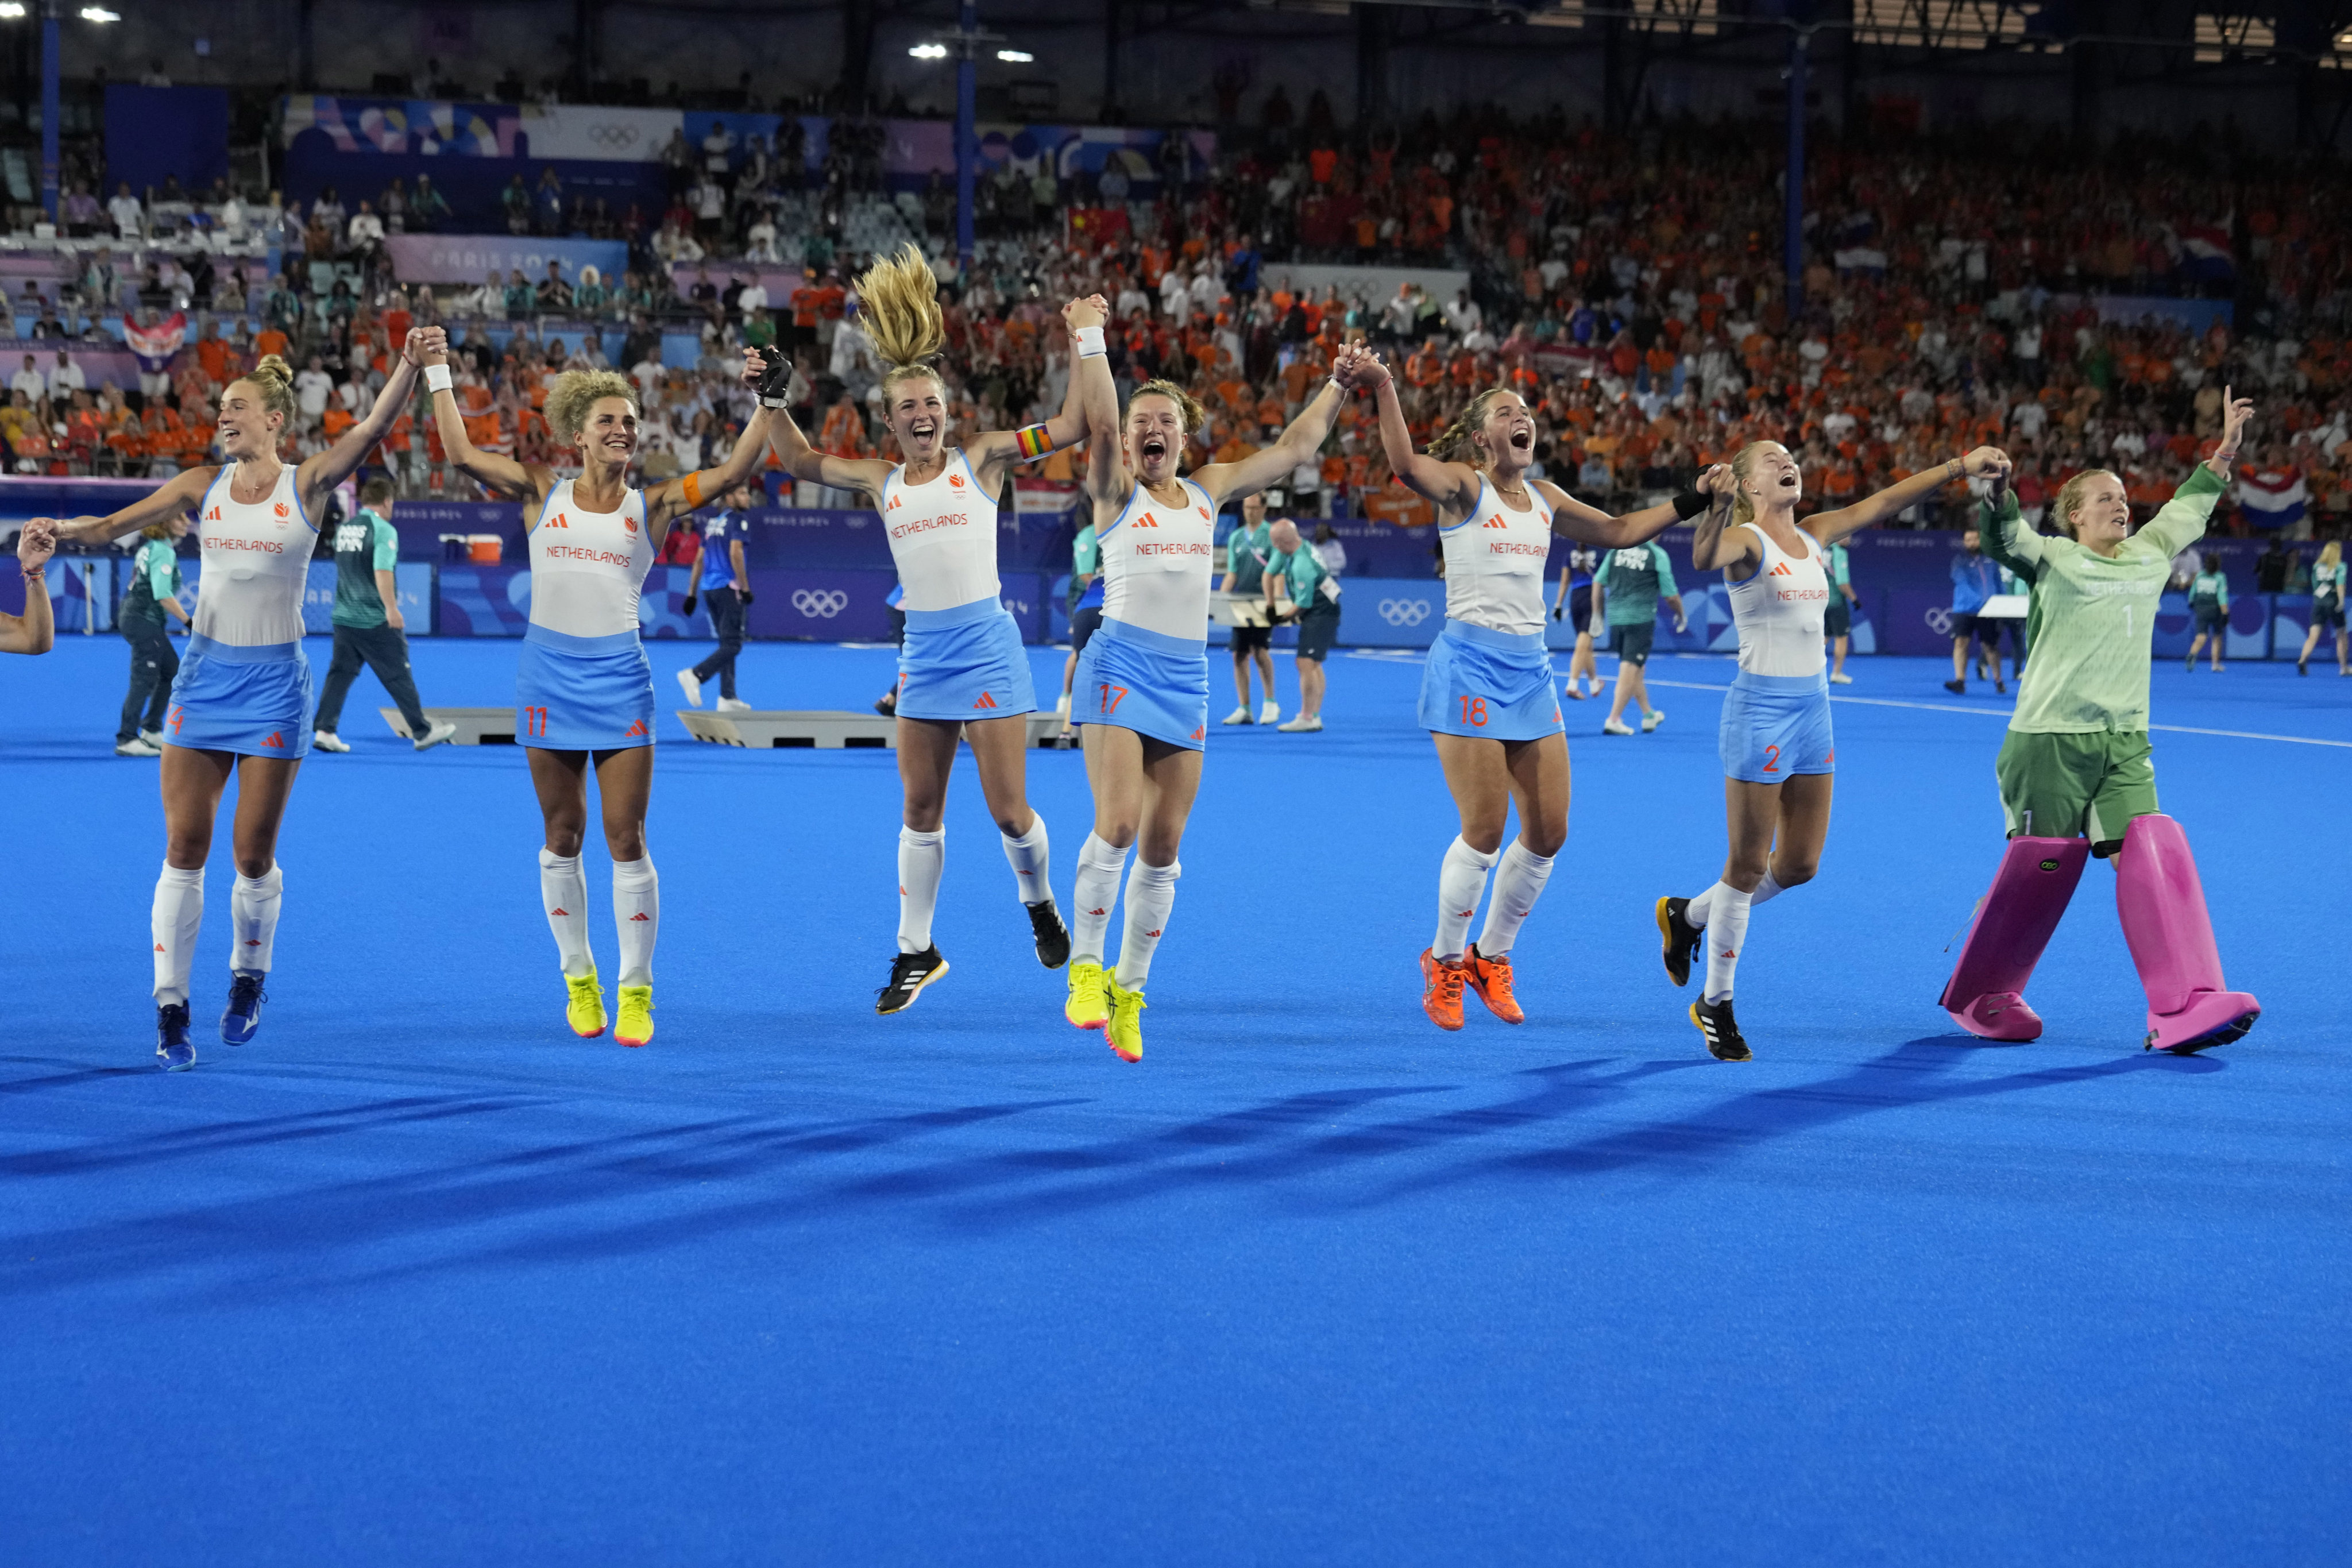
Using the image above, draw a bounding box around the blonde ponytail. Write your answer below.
[1429,387,1511,466]
[235,354,298,425]
[855,242,948,401]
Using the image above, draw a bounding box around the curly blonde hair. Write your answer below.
[546,369,639,445]
[855,242,949,403]
[232,354,298,426]
[2052,469,2119,539]
[1429,387,1515,466]
[1127,379,1207,445]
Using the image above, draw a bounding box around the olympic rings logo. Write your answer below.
[1378,597,1432,626]
[589,125,640,149]
[1924,607,1955,635]
[792,589,849,618]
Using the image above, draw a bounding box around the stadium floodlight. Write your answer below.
[80,5,120,18]
[0,3,26,17]
[996,49,1033,62]
[909,42,949,59]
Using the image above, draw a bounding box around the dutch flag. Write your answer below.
[2235,465,2307,531]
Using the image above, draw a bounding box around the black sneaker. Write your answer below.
[1690,995,1752,1061]
[1026,898,1071,968]
[1943,678,1965,695]
[874,692,898,717]
[1655,895,1701,988]
[876,945,949,1014]
[156,1002,195,1071]
[2298,659,2309,676]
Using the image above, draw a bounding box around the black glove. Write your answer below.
[739,588,754,606]
[756,351,795,408]
[682,592,698,617]
[1552,604,1563,620]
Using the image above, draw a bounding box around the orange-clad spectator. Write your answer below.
[195,328,233,386]
[253,325,290,363]
[817,393,868,459]
[1404,339,1443,388]
[321,404,356,442]
[1212,426,1258,465]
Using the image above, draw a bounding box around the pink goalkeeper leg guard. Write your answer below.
[1938,836,2088,1041]
[2115,814,2260,1054]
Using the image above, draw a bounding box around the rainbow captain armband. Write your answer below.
[1015,424,1062,462]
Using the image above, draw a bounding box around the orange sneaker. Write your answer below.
[1465,943,1523,1024]
[1419,948,1467,1031]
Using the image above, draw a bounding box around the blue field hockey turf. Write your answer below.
[3,635,2346,1566]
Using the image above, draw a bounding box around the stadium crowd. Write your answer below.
[20,107,2352,545]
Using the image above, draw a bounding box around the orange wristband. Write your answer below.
[681,472,704,509]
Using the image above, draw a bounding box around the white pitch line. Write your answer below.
[1640,677,2352,749]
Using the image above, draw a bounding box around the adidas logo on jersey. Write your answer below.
[972,692,998,709]
[1770,561,1793,576]
[629,913,650,922]
[1483,517,1510,529]
[261,732,284,748]
[547,512,569,528]
[623,720,648,737]
[1137,513,1160,527]
[204,506,222,522]
[1191,725,1206,740]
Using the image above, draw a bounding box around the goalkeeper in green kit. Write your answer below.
[1938,388,2260,1054]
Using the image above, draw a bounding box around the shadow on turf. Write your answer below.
[0,1041,2227,1300]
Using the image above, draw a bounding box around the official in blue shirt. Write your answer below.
[678,483,755,711]
[1946,524,2002,695]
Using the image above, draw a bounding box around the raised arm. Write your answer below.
[42,465,216,549]
[2140,393,2250,561]
[1537,462,1728,550]
[413,326,544,503]
[1345,350,1479,515]
[1072,300,1127,505]
[0,519,55,654]
[964,296,1106,488]
[297,350,421,507]
[644,403,776,538]
[1196,375,1347,509]
[1978,456,2042,579]
[1810,446,2006,545]
[748,347,894,500]
[1686,486,1757,574]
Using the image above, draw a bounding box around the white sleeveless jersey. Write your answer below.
[880,449,999,612]
[1439,477,1554,636]
[192,464,314,646]
[1098,478,1217,642]
[528,478,654,640]
[1725,523,1830,678]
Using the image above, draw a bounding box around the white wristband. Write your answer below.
[424,364,453,393]
[1075,325,1106,360]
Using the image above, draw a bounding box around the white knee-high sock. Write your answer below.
[1702,885,1752,1003]
[229,864,283,975]
[1113,859,1180,990]
[1001,814,1052,905]
[1433,836,1501,963]
[1476,841,1556,957]
[1070,832,1132,965]
[612,856,659,986]
[538,847,593,978]
[897,827,944,953]
[1689,872,1782,929]
[151,862,203,1005]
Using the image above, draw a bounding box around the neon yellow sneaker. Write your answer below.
[1065,960,1110,1030]
[1105,979,1146,1063]
[615,984,654,1047]
[565,969,607,1038]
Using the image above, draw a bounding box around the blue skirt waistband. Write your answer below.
[186,635,299,664]
[1099,616,1206,657]
[1441,619,1546,654]
[1732,669,1829,694]
[903,596,1007,631]
[526,622,643,655]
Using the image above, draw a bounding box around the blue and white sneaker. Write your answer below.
[156,1002,195,1071]
[221,971,267,1046]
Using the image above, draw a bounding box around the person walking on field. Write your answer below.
[115,519,188,756]
[2183,558,2229,673]
[312,477,457,753]
[678,481,755,712]
[2297,539,2348,675]
[1219,493,1280,725]
[1597,536,1682,735]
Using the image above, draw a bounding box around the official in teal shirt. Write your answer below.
[1595,539,1682,734]
[1266,516,1339,731]
[1219,494,1279,724]
[312,478,452,751]
[115,522,187,754]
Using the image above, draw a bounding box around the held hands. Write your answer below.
[1694,462,1734,507]
[411,326,449,368]
[1986,451,2014,500]
[16,518,55,573]
[1063,295,1106,332]
[1960,446,2009,480]
[1334,346,1391,392]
